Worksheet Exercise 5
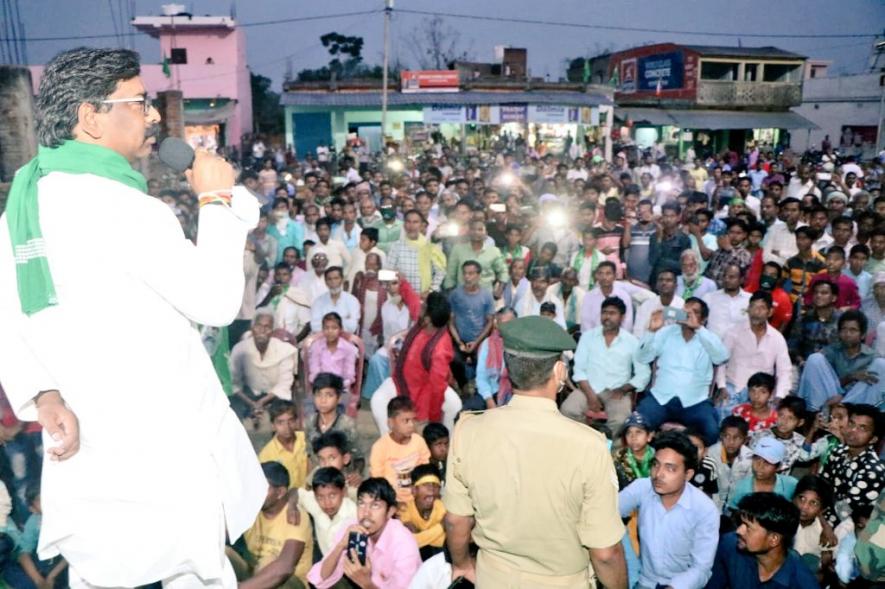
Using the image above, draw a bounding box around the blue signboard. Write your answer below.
[637,51,684,92]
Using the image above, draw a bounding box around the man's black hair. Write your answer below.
[812,278,840,298]
[262,461,290,489]
[311,430,350,456]
[601,296,627,315]
[324,265,344,279]
[272,197,290,210]
[422,422,449,445]
[315,216,333,230]
[321,311,343,328]
[661,201,681,215]
[425,291,451,328]
[726,218,749,234]
[595,260,617,275]
[651,430,698,473]
[357,477,397,509]
[274,261,291,272]
[539,301,557,315]
[410,463,441,485]
[312,466,347,491]
[831,216,854,230]
[839,309,869,335]
[361,227,379,243]
[540,241,558,254]
[847,403,884,439]
[720,415,749,437]
[737,492,800,547]
[684,296,710,321]
[778,197,801,208]
[282,246,300,258]
[827,245,846,259]
[404,209,427,224]
[747,372,776,392]
[312,372,344,396]
[462,260,482,274]
[749,290,772,309]
[794,474,834,510]
[851,244,871,258]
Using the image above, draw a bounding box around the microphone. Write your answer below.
[158,137,195,173]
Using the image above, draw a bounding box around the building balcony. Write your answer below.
[696,80,802,108]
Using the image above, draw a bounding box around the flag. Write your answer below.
[655,77,662,96]
[608,67,619,88]
[200,325,233,396]
[582,58,590,83]
[162,55,171,78]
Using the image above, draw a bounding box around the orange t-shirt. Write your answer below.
[369,433,431,503]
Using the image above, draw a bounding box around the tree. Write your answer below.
[250,72,283,136]
[407,16,472,70]
[297,32,370,81]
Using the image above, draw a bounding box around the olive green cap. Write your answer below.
[499,316,576,357]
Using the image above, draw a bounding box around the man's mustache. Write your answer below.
[145,125,160,138]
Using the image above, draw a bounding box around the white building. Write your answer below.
[791,65,883,158]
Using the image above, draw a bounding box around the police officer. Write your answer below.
[444,316,628,588]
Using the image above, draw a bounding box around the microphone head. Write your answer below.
[158,137,195,173]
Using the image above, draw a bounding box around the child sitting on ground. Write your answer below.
[304,372,359,462]
[292,466,357,558]
[793,474,838,580]
[797,402,849,468]
[613,412,654,490]
[258,400,308,490]
[685,428,720,498]
[749,395,808,474]
[399,464,447,561]
[309,431,361,500]
[708,416,754,511]
[422,422,450,484]
[369,397,430,505]
[732,372,779,433]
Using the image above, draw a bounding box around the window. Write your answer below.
[700,61,739,81]
[744,63,758,82]
[170,48,188,64]
[762,63,801,83]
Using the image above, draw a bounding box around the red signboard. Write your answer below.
[401,70,460,93]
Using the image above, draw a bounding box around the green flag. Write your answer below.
[201,325,233,396]
[162,56,171,78]
[582,58,590,83]
[609,66,619,88]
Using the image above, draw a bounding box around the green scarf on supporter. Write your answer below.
[6,140,147,315]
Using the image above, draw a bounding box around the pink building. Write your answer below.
[29,5,252,148]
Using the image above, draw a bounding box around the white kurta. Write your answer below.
[0,173,266,586]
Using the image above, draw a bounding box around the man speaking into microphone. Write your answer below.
[0,48,265,587]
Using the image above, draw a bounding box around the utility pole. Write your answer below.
[381,0,393,152]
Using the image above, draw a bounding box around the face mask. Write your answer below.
[381,208,396,221]
[760,276,777,291]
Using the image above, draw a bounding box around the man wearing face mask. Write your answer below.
[756,262,794,333]
[310,267,360,334]
[301,248,331,304]
[370,200,403,254]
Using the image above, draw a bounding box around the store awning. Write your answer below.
[183,101,237,125]
[664,109,817,130]
[615,107,677,126]
[282,90,611,108]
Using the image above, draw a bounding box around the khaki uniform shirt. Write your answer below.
[444,395,625,585]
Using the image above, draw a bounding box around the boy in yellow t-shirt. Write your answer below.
[369,397,430,504]
[399,463,446,560]
[259,400,308,489]
[233,461,313,588]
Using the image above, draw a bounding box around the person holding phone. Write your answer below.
[308,478,421,589]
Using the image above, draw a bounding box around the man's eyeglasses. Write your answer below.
[100,96,153,115]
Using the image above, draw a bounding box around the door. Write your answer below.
[293,112,332,158]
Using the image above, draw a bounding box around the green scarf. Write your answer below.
[572,247,605,289]
[6,140,147,315]
[625,445,654,479]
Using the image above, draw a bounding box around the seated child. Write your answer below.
[258,400,308,490]
[294,467,357,558]
[232,462,314,589]
[749,396,808,474]
[732,372,778,433]
[708,416,754,511]
[308,312,358,391]
[305,373,359,461]
[310,431,361,500]
[369,397,430,505]
[613,412,654,490]
[399,464,446,561]
[797,402,849,468]
[793,474,838,578]
[18,487,67,589]
[728,437,798,512]
[685,428,720,498]
[422,423,449,484]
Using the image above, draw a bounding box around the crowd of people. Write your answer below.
[3,132,885,589]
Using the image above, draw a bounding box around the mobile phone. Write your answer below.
[490,203,507,213]
[348,531,368,565]
[663,306,688,322]
[378,269,397,281]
